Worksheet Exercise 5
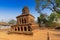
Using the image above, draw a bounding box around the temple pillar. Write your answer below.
[23,26,24,32]
[24,18,26,24]
[22,18,24,24]
[19,26,21,32]
[20,19,21,24]
[26,18,28,24]
[18,19,20,24]
[27,26,28,31]
[14,27,15,31]
[21,18,22,24]
[17,27,18,32]
[19,19,20,24]
[26,19,27,24]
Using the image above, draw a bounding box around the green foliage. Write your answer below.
[38,14,48,24]
[56,13,60,18]
[48,13,56,22]
[45,13,56,27]
[35,0,60,13]
[8,19,16,25]
[56,0,60,7]
[45,22,56,28]
[37,13,57,28]
[37,17,41,23]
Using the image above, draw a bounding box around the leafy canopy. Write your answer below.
[35,0,60,13]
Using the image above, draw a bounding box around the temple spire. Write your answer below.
[22,6,30,14]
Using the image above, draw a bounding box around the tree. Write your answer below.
[37,13,57,28]
[54,12,60,22]
[8,19,16,25]
[48,13,56,22]
[38,13,48,23]
[56,13,60,18]
[35,0,60,14]
[37,13,48,27]
[45,13,56,28]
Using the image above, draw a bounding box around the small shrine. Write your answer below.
[9,6,39,34]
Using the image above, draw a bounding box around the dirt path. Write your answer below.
[0,29,60,40]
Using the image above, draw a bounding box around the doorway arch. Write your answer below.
[15,27,17,31]
[24,27,27,31]
[28,26,31,31]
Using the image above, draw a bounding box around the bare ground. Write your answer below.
[0,29,60,40]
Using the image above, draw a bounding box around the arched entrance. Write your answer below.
[15,27,17,31]
[21,27,23,31]
[28,26,31,31]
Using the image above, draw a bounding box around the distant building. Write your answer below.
[0,22,10,29]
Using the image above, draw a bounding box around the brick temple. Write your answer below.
[9,7,39,34]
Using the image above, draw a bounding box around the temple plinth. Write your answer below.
[10,7,39,35]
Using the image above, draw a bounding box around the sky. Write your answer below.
[0,0,52,22]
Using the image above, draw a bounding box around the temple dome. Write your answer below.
[22,6,29,14]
